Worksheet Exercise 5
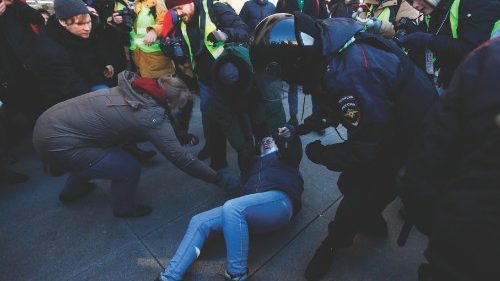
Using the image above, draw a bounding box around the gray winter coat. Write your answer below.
[33,71,217,183]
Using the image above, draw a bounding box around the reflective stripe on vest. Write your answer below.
[180,0,225,68]
[492,19,500,38]
[450,0,460,39]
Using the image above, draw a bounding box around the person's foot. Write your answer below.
[360,214,388,237]
[305,239,336,281]
[113,204,153,218]
[59,182,96,203]
[224,269,248,281]
[122,143,157,162]
[210,160,228,171]
[0,167,28,184]
[197,144,210,160]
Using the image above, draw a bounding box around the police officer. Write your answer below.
[397,0,500,88]
[250,13,437,280]
[165,0,250,169]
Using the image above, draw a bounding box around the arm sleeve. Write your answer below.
[213,2,250,42]
[144,119,218,183]
[318,65,398,172]
[148,8,167,36]
[238,2,249,26]
[280,134,303,167]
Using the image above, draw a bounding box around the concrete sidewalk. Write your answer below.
[0,93,427,281]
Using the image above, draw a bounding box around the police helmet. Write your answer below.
[249,13,318,83]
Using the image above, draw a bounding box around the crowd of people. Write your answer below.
[1,0,499,280]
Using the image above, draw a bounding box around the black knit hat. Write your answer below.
[54,0,89,20]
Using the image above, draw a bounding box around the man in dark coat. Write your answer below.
[250,13,437,280]
[0,0,45,119]
[400,37,500,281]
[397,0,500,88]
[166,0,250,169]
[32,0,114,107]
[239,0,275,31]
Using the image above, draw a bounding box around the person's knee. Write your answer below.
[222,199,244,222]
[189,214,213,237]
[121,157,142,181]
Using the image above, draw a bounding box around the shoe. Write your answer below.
[0,167,28,184]
[224,269,248,281]
[305,239,335,281]
[360,214,388,237]
[210,160,228,171]
[113,204,153,218]
[123,143,157,162]
[59,182,96,203]
[197,144,210,160]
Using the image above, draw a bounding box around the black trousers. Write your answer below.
[326,157,401,248]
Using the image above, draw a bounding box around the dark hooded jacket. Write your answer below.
[310,18,437,171]
[239,0,276,31]
[400,37,500,280]
[32,15,112,106]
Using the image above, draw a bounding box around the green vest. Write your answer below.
[369,4,391,22]
[180,0,225,68]
[449,0,500,39]
[130,7,161,52]
[492,19,500,38]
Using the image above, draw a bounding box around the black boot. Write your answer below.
[0,166,28,184]
[305,238,336,281]
[59,182,97,203]
[122,143,157,162]
[113,204,153,218]
[359,214,388,237]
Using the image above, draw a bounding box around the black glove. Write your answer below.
[176,131,199,146]
[396,32,433,50]
[305,140,325,164]
[215,171,241,195]
[296,114,329,135]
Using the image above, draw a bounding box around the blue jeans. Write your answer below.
[63,147,141,213]
[161,190,294,280]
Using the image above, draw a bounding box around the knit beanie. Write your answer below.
[166,0,195,9]
[54,0,89,20]
[424,0,441,7]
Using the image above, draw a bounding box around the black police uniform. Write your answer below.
[250,14,437,280]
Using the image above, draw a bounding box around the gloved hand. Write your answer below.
[277,124,295,141]
[215,171,241,195]
[396,32,433,50]
[296,114,329,135]
[177,131,199,146]
[305,140,325,165]
[365,17,382,34]
[207,30,228,43]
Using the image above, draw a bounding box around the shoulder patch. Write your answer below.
[338,95,361,127]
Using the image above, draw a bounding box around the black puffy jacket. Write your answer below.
[401,37,500,280]
[32,16,112,105]
[239,0,275,31]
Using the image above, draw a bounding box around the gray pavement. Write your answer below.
[0,91,428,281]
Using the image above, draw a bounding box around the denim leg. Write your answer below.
[222,190,294,276]
[76,147,142,213]
[162,206,223,281]
[287,83,299,119]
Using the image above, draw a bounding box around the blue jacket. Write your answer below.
[313,18,437,172]
[241,135,304,213]
[239,0,276,31]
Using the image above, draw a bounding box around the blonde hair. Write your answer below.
[157,75,195,112]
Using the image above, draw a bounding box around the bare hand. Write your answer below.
[0,2,6,16]
[278,127,291,139]
[143,30,157,45]
[103,65,114,78]
[112,12,123,24]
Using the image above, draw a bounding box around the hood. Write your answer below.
[318,17,363,57]
[117,71,159,109]
[253,0,268,5]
